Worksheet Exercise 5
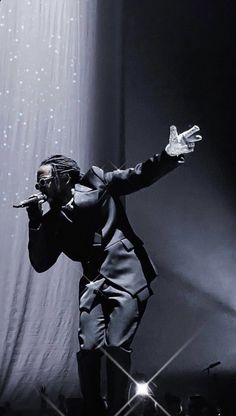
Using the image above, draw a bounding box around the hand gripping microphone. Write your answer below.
[13,193,47,208]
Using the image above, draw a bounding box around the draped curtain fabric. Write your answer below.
[0,0,123,408]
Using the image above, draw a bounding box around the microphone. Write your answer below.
[13,193,47,208]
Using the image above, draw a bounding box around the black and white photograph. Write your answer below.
[0,1,235,415]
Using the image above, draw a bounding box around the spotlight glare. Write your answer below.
[135,382,150,396]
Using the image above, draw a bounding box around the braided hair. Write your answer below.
[40,154,82,185]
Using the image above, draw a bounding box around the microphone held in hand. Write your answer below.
[13,193,47,208]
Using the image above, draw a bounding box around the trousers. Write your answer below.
[77,277,151,415]
[78,277,150,350]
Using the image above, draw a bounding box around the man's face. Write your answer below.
[36,164,64,203]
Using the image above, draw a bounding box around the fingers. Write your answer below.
[182,125,203,144]
[187,142,195,150]
[185,134,202,143]
[29,193,40,198]
[169,125,178,141]
[182,125,200,139]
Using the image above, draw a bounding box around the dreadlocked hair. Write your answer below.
[40,155,82,185]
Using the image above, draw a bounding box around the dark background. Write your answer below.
[119,0,236,402]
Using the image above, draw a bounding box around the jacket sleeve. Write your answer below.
[104,150,184,196]
[28,213,61,273]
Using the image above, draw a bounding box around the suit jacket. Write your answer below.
[28,150,184,299]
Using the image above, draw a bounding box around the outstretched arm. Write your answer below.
[105,125,202,196]
[105,150,184,196]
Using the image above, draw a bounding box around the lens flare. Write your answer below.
[135,382,150,396]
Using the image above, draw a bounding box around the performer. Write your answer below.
[26,125,202,416]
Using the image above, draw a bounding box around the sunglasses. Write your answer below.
[35,176,54,190]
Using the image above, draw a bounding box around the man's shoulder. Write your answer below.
[72,166,108,208]
[79,166,106,188]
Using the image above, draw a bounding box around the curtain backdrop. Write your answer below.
[0,0,123,408]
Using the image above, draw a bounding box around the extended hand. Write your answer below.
[165,125,202,156]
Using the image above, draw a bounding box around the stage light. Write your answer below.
[135,382,150,396]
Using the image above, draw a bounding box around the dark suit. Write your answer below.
[28,149,184,415]
[29,150,183,290]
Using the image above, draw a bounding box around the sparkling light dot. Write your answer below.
[135,383,150,396]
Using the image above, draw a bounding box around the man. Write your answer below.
[27,125,202,416]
